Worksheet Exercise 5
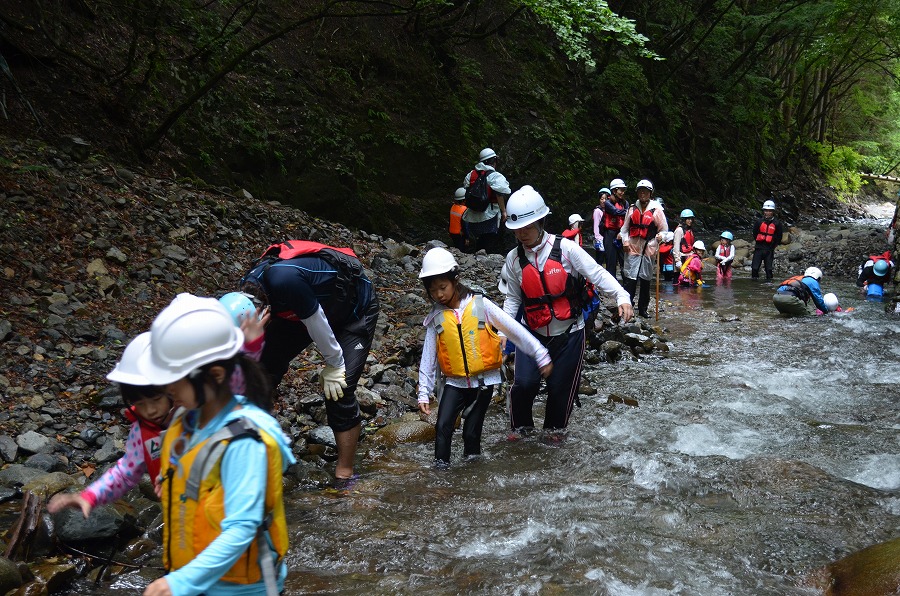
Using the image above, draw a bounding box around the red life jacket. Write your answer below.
[659,240,674,265]
[604,200,626,231]
[756,221,777,243]
[561,229,582,246]
[449,204,467,235]
[680,228,695,254]
[870,251,891,264]
[124,407,165,482]
[518,237,584,329]
[628,207,657,239]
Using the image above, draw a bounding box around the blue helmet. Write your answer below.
[720,231,734,241]
[873,260,889,276]
[218,292,256,326]
[598,187,612,196]
[680,209,695,219]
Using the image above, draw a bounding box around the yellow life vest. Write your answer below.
[159,410,288,588]
[431,294,502,378]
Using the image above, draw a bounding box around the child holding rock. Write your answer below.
[416,248,552,468]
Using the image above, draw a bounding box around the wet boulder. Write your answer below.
[0,556,23,593]
[373,418,435,446]
[53,503,131,542]
[815,537,900,596]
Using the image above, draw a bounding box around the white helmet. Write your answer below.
[763,200,776,210]
[106,332,153,385]
[138,293,244,385]
[636,179,654,192]
[804,266,822,280]
[453,187,466,201]
[419,247,459,278]
[505,185,551,230]
[823,293,840,312]
[609,178,626,190]
[479,148,497,162]
[692,240,706,251]
[568,214,584,225]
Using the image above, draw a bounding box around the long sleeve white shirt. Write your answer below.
[417,294,550,403]
[500,233,631,337]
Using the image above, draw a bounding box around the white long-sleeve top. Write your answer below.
[417,294,550,403]
[501,233,631,337]
[715,244,734,265]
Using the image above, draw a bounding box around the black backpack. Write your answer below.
[464,171,492,212]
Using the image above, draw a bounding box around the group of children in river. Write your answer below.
[44,158,895,595]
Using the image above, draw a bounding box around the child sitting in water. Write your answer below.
[677,241,706,287]
[416,248,552,469]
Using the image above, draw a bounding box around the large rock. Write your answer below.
[0,557,23,594]
[53,504,129,542]
[373,420,435,446]
[16,431,54,454]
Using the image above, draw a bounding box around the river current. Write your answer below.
[282,276,899,595]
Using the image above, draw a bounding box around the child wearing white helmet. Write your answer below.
[715,231,735,282]
[48,332,173,519]
[562,213,585,247]
[139,294,296,596]
[676,240,707,287]
[417,247,552,468]
[602,179,629,277]
[500,186,632,438]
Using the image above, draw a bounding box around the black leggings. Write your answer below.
[435,385,493,463]
[260,297,379,432]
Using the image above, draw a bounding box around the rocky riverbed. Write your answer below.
[0,135,894,593]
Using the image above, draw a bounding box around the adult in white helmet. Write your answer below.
[602,178,630,277]
[500,186,632,437]
[239,240,378,486]
[416,247,552,468]
[855,250,894,301]
[138,294,296,596]
[751,198,783,280]
[773,266,830,315]
[620,178,669,317]
[672,207,697,273]
[462,147,512,254]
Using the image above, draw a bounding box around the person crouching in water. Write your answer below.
[501,186,633,440]
[856,251,893,301]
[715,231,735,282]
[139,294,295,596]
[676,241,706,287]
[773,267,829,316]
[416,248,552,468]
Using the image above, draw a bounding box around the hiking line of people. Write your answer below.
[45,147,894,595]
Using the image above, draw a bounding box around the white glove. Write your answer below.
[320,365,347,401]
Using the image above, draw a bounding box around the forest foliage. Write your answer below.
[2,0,900,236]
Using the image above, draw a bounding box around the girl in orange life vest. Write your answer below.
[501,186,633,438]
[417,248,551,468]
[448,187,469,252]
[561,213,585,246]
[715,231,735,282]
[620,179,669,317]
[751,199,783,280]
[676,241,707,287]
[139,294,295,596]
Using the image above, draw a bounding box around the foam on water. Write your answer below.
[671,423,765,459]
[455,518,557,557]
[844,453,900,490]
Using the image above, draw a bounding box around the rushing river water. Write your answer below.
[278,276,899,595]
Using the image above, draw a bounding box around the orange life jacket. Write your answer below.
[756,221,777,243]
[449,204,467,235]
[518,237,583,329]
[778,275,811,302]
[628,207,657,239]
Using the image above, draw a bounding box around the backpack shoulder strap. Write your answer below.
[183,417,261,501]
[471,294,487,329]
